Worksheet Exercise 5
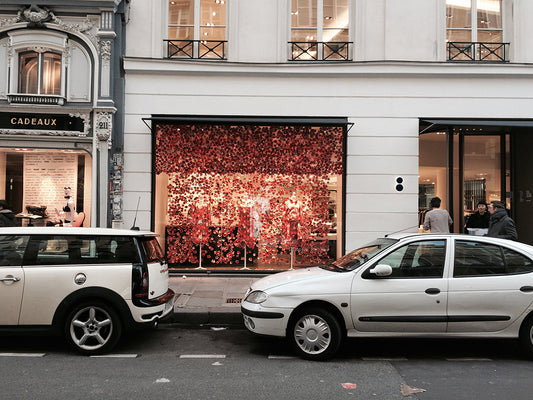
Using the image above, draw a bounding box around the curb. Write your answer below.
[166,310,244,327]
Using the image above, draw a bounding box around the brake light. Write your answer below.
[132,263,149,302]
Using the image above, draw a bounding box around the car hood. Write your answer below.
[251,266,343,292]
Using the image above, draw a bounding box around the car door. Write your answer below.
[447,238,533,333]
[351,238,449,333]
[0,234,28,325]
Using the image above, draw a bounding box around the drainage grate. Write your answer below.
[225,298,242,304]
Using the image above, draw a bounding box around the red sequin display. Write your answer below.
[155,124,344,267]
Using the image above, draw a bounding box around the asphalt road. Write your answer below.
[1,326,532,400]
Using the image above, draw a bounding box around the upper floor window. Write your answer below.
[446,0,508,62]
[290,0,351,61]
[18,51,61,95]
[166,0,227,59]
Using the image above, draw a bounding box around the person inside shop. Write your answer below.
[486,201,518,240]
[423,196,453,233]
[0,200,16,227]
[465,200,490,230]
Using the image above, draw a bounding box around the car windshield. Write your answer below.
[321,238,397,272]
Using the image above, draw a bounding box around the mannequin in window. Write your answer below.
[63,187,75,226]
[189,196,211,245]
[283,192,302,246]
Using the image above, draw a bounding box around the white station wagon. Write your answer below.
[0,227,175,355]
[242,233,533,360]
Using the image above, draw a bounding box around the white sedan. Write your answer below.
[241,233,533,360]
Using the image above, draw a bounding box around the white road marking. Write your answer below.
[179,354,226,359]
[268,355,297,359]
[0,353,46,357]
[90,354,139,358]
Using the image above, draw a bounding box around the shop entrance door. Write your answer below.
[513,130,533,245]
[460,134,506,233]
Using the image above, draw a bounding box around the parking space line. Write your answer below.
[90,354,139,358]
[0,353,46,357]
[179,354,226,359]
[268,355,297,359]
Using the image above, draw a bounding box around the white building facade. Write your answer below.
[123,0,533,271]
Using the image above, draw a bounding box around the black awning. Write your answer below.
[144,115,349,126]
[421,119,533,128]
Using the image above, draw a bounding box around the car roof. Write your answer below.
[384,232,533,250]
[0,227,157,237]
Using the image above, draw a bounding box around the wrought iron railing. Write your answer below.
[447,42,509,62]
[165,40,226,60]
[7,94,65,105]
[289,41,353,61]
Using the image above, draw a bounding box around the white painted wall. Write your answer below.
[123,0,533,250]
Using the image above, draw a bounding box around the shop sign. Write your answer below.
[0,112,84,132]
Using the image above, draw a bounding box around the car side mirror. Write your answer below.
[369,264,393,277]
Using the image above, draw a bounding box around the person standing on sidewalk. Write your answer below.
[487,201,518,240]
[423,197,453,233]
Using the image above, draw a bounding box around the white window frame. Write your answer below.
[167,0,227,59]
[289,0,351,61]
[446,0,504,43]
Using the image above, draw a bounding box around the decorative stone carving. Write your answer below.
[94,112,112,148]
[69,112,91,136]
[21,5,52,27]
[100,40,112,66]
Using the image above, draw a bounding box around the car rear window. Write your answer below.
[138,237,165,264]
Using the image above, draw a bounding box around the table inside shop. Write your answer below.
[15,213,43,226]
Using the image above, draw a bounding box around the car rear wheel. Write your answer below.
[290,307,342,361]
[65,301,122,355]
[519,315,533,358]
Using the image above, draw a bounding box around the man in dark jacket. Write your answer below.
[465,200,490,229]
[487,201,517,240]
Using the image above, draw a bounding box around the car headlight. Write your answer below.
[245,290,268,304]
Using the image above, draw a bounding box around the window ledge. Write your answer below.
[8,94,65,105]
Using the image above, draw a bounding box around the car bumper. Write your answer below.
[129,289,176,325]
[241,302,290,337]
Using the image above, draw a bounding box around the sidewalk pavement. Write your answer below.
[166,274,263,327]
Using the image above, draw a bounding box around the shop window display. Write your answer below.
[155,124,344,270]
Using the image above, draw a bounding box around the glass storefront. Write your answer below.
[0,148,92,226]
[419,127,510,233]
[154,123,344,271]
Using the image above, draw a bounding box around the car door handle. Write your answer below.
[0,277,21,282]
[425,288,440,295]
[520,286,533,293]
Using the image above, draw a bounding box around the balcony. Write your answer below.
[447,42,509,62]
[7,94,65,105]
[164,40,226,60]
[289,41,353,61]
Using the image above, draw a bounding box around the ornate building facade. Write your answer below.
[0,2,128,227]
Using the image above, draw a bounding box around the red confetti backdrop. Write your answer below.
[156,124,344,266]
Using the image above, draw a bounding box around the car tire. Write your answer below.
[65,301,122,356]
[289,307,342,361]
[519,315,533,358]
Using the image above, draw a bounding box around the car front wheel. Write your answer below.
[290,307,342,361]
[65,302,122,355]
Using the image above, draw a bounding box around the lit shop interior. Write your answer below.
[419,127,510,233]
[154,123,345,271]
[0,148,92,226]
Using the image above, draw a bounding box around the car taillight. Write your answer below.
[132,263,149,301]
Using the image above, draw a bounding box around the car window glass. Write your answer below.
[503,247,533,274]
[24,235,140,265]
[365,240,446,278]
[138,237,165,263]
[0,235,28,266]
[454,240,505,277]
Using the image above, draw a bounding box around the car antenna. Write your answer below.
[385,225,419,237]
[131,197,140,231]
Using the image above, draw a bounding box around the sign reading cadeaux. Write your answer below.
[0,112,84,132]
